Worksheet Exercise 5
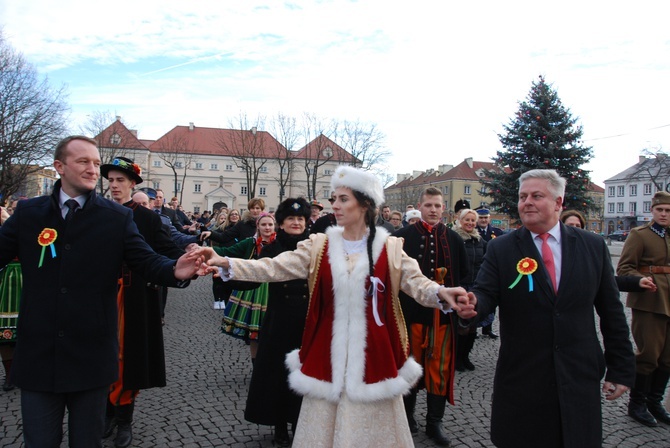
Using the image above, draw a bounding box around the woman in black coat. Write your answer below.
[453,208,486,371]
[243,198,311,448]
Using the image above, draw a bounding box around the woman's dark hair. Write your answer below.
[351,190,377,279]
[560,209,586,229]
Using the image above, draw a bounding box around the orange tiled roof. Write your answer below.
[96,119,148,150]
[294,134,359,163]
[148,125,286,157]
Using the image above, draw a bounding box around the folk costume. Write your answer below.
[617,191,670,426]
[393,219,468,441]
[218,235,272,343]
[0,260,21,391]
[101,158,187,447]
[221,225,450,447]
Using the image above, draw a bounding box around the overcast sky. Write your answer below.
[2,0,669,186]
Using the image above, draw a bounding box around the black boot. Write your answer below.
[462,333,476,371]
[425,393,451,447]
[274,421,290,447]
[2,359,14,391]
[648,370,670,424]
[481,324,498,339]
[403,389,419,434]
[628,373,658,427]
[115,402,134,447]
[454,335,466,372]
[103,400,117,438]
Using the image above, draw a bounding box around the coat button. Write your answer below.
[57,331,64,337]
[60,287,67,294]
[64,244,71,250]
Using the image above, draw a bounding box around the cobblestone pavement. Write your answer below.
[0,241,667,447]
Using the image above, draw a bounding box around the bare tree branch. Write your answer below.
[216,112,268,200]
[0,32,69,203]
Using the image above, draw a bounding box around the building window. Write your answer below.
[644,183,652,195]
[464,185,471,195]
[259,187,266,196]
[194,183,201,193]
[225,164,233,171]
[617,202,624,213]
[324,169,333,175]
[153,160,161,168]
[323,190,331,199]
[443,186,449,195]
[175,162,183,169]
[210,163,218,170]
[195,162,203,170]
[110,133,121,145]
[608,203,615,213]
[241,186,248,195]
[617,186,624,197]
[629,185,637,196]
[643,201,651,213]
[193,206,200,214]
[629,202,637,213]
[152,182,160,189]
[608,186,615,197]
[281,166,289,174]
[260,166,268,173]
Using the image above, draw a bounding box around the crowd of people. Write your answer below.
[0,135,669,448]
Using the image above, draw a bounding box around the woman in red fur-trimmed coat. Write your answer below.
[200,166,474,448]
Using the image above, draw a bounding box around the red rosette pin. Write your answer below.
[37,228,58,268]
[508,257,538,291]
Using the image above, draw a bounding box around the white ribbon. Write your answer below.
[369,276,385,327]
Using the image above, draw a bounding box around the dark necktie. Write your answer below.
[539,233,557,292]
[64,199,79,224]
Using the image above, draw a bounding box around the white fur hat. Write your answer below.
[330,165,384,206]
[405,210,421,221]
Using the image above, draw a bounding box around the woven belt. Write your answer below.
[639,265,670,274]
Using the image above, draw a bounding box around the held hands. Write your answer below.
[191,246,230,277]
[639,276,657,292]
[438,287,477,319]
[173,247,205,280]
[602,381,629,401]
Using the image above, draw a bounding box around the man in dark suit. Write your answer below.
[102,157,186,447]
[467,169,635,448]
[154,188,188,233]
[394,187,468,446]
[0,136,200,448]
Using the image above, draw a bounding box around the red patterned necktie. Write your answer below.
[539,233,557,293]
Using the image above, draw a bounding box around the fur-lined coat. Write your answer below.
[453,226,486,287]
[224,226,447,402]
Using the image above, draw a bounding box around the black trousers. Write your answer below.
[21,385,108,448]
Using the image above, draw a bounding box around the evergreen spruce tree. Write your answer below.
[482,76,594,221]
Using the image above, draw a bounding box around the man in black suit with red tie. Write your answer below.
[467,169,635,448]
